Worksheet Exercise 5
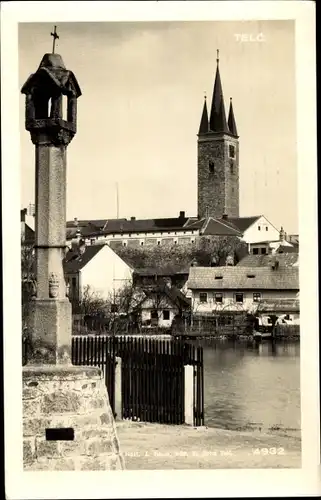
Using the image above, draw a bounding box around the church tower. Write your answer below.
[197,51,239,219]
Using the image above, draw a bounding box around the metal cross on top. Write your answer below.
[51,25,59,54]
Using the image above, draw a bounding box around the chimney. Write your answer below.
[73,217,78,227]
[71,229,82,253]
[78,239,86,256]
[179,211,185,219]
[21,208,27,222]
[130,216,136,221]
[279,226,285,242]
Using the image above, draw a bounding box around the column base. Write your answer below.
[23,365,125,471]
[27,298,72,364]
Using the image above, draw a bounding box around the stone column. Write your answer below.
[21,51,125,471]
[29,132,72,365]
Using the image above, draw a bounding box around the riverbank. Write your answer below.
[116,421,301,469]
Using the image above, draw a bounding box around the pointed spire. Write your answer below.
[198,94,209,135]
[209,50,229,133]
[228,97,238,136]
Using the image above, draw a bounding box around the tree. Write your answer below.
[77,284,108,316]
[115,235,247,271]
[21,241,36,330]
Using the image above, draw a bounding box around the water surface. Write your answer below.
[194,339,300,433]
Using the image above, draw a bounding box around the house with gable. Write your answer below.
[21,208,35,245]
[63,241,134,305]
[237,252,299,268]
[132,279,191,329]
[186,265,299,317]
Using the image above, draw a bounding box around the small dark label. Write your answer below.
[45,428,74,441]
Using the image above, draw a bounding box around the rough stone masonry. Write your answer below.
[21,46,124,470]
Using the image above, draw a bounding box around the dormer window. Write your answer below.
[215,275,223,280]
[247,274,256,278]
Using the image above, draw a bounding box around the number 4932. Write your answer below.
[252,447,285,455]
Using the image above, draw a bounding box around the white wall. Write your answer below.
[191,289,299,314]
[81,245,133,300]
[242,216,280,244]
[83,228,199,247]
[141,296,178,327]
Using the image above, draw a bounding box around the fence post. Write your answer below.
[114,356,122,420]
[184,364,194,426]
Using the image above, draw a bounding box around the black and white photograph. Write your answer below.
[1,1,318,498]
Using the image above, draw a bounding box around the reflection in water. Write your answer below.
[193,339,300,433]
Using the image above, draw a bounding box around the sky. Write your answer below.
[19,21,297,233]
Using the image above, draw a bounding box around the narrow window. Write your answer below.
[229,145,235,158]
[62,95,68,121]
[199,292,208,303]
[209,161,214,174]
[258,226,261,231]
[230,162,234,174]
[163,310,170,320]
[48,98,52,117]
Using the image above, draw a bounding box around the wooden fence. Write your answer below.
[71,336,204,426]
[22,335,204,426]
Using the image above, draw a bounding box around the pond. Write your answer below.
[195,339,300,433]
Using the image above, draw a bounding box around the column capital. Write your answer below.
[30,128,75,146]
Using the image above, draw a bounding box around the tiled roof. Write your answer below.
[141,281,191,309]
[66,219,108,230]
[277,244,299,254]
[63,244,105,273]
[187,266,299,291]
[200,217,243,236]
[66,215,190,238]
[219,216,261,232]
[134,265,190,276]
[184,218,204,229]
[24,224,35,245]
[237,253,299,268]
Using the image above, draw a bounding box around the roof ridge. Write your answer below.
[213,217,243,234]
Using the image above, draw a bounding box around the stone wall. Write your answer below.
[197,134,239,219]
[23,365,125,471]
